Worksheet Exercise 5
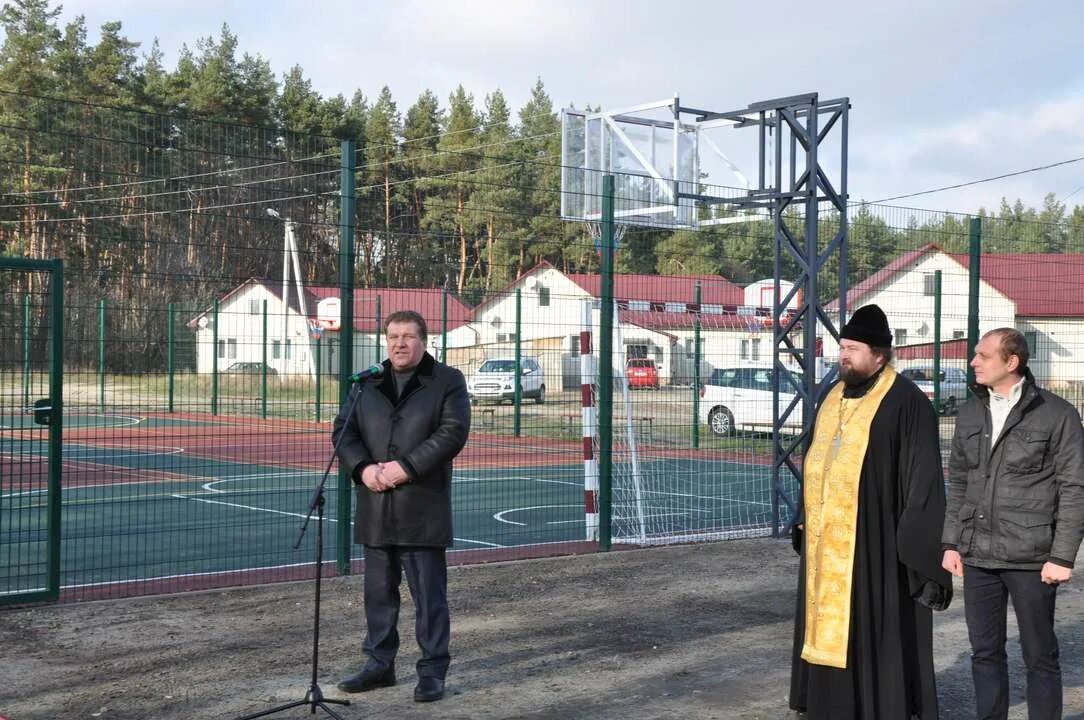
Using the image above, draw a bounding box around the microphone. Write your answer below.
[349,365,384,383]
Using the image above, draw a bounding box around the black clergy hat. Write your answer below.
[840,304,892,347]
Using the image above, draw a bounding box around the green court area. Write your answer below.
[1,414,785,597]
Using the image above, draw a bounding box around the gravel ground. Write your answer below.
[3,539,1084,719]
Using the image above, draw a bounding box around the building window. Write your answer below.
[751,338,761,361]
[702,304,723,315]
[1024,331,1038,354]
[923,273,937,297]
[628,300,650,312]
[285,339,292,359]
[569,334,581,353]
[538,286,550,306]
[895,329,908,346]
[952,330,965,340]
[249,298,261,315]
[664,302,685,313]
[272,340,281,360]
[217,339,237,359]
[740,339,750,360]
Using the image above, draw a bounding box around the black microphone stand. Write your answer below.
[236,381,370,720]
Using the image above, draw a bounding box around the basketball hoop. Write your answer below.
[587,221,628,252]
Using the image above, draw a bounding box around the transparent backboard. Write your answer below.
[561,98,756,230]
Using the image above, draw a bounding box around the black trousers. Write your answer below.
[963,564,1060,720]
[361,545,450,679]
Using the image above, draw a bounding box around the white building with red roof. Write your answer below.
[829,244,1084,382]
[453,261,799,388]
[188,279,472,377]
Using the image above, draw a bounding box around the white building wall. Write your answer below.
[194,284,317,377]
[1019,318,1084,384]
[821,252,1015,361]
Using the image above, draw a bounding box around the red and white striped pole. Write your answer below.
[581,299,599,540]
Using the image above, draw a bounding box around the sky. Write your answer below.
[51,0,1084,216]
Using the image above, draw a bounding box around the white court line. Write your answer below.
[453,475,537,483]
[493,504,583,526]
[61,447,186,460]
[173,494,329,520]
[173,493,504,549]
[453,537,504,548]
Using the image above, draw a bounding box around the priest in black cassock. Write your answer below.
[789,304,953,720]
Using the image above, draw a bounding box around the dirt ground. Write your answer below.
[3,538,1084,720]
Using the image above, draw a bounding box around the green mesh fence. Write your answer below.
[2,89,1084,602]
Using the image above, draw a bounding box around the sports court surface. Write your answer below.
[1,410,784,598]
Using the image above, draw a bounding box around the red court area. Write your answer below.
[50,411,591,473]
[4,410,777,491]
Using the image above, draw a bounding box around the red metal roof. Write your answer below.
[947,252,1084,317]
[306,286,473,332]
[834,244,1084,318]
[895,338,970,361]
[567,273,745,306]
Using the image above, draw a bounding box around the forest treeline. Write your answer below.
[1,0,1083,361]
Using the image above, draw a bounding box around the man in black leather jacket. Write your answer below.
[332,310,470,703]
[942,328,1084,720]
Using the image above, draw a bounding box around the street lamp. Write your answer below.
[267,208,311,378]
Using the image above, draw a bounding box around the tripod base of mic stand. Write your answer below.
[235,683,350,720]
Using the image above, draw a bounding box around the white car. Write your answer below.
[899,366,969,415]
[467,357,545,404]
[698,366,804,436]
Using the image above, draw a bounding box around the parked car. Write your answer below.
[467,357,545,404]
[899,366,968,415]
[698,366,804,436]
[625,358,660,389]
[224,361,278,376]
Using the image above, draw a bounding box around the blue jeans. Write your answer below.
[963,564,1060,720]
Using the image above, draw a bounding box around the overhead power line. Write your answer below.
[867,154,1084,204]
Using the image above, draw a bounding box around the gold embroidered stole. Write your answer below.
[801,365,896,668]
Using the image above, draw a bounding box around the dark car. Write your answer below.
[224,361,278,376]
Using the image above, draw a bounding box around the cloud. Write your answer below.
[854,93,1084,209]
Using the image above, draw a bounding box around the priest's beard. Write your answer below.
[839,364,874,386]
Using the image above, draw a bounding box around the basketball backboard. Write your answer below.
[560,96,757,230]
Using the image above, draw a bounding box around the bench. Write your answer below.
[478,407,497,429]
[632,416,654,441]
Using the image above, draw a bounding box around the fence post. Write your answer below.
[211,299,219,416]
[22,294,30,412]
[98,298,106,414]
[933,270,942,414]
[441,287,448,362]
[337,139,357,574]
[514,288,522,437]
[261,299,268,419]
[167,303,175,413]
[374,294,382,363]
[315,338,322,423]
[692,282,702,449]
[966,217,981,390]
[598,175,615,551]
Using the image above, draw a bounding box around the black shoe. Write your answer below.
[414,676,445,703]
[337,662,395,693]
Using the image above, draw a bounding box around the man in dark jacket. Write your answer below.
[332,310,470,703]
[942,328,1084,720]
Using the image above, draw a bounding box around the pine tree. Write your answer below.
[421,86,479,295]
